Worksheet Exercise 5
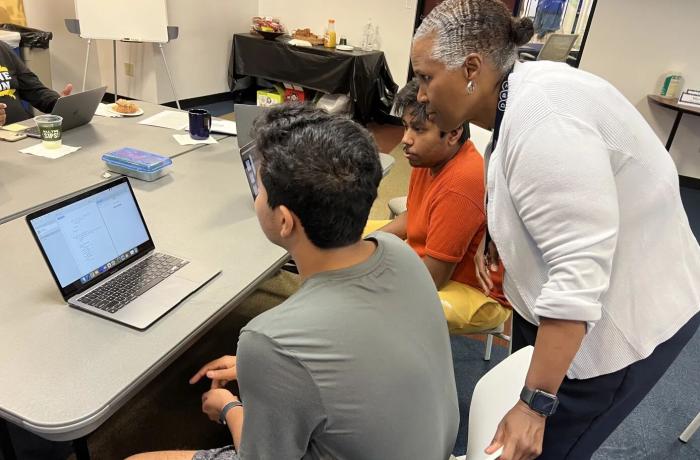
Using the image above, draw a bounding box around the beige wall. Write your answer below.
[24,0,417,103]
[259,0,418,85]
[579,0,700,179]
[25,0,258,103]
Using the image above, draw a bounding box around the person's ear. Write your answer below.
[446,127,463,146]
[278,205,295,239]
[462,52,483,83]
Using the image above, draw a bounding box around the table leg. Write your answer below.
[0,419,17,460]
[73,436,91,460]
[666,111,683,151]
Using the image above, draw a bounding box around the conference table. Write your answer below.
[0,135,289,458]
[0,102,395,459]
[0,101,394,225]
[0,101,230,225]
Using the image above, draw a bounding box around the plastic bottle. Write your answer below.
[361,18,375,51]
[324,19,336,48]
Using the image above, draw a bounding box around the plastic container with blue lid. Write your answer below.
[102,147,172,181]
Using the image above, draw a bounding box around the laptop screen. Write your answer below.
[240,141,259,199]
[27,178,153,297]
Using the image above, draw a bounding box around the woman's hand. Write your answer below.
[475,235,500,296]
[485,401,545,460]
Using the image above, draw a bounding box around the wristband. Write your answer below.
[219,400,243,425]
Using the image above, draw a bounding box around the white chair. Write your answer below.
[388,196,407,218]
[454,346,534,460]
[519,33,578,62]
[679,411,700,443]
[379,152,395,177]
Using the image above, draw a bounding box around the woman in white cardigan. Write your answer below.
[411,0,700,459]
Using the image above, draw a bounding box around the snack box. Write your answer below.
[102,147,172,182]
[257,88,284,107]
[283,82,305,102]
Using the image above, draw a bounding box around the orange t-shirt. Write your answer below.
[406,140,506,305]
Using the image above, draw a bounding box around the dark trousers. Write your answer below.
[512,310,700,459]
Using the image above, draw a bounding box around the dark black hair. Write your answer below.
[394,79,470,145]
[253,103,382,249]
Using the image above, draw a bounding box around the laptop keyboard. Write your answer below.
[77,253,188,314]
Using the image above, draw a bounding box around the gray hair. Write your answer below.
[414,0,534,73]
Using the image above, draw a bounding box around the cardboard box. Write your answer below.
[257,88,284,107]
[283,83,305,102]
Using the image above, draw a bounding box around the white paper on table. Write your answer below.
[20,143,81,159]
[184,118,237,135]
[95,103,122,118]
[211,119,237,135]
[173,134,218,146]
[139,110,189,130]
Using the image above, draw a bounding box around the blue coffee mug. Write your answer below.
[189,109,211,140]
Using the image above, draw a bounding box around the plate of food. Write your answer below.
[292,28,324,46]
[252,16,286,40]
[107,99,144,116]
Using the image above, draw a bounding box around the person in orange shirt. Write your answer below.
[373,79,509,333]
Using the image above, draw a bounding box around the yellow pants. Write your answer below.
[365,220,510,334]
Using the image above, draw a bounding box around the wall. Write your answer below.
[23,0,103,92]
[258,0,418,85]
[25,0,259,103]
[579,0,700,179]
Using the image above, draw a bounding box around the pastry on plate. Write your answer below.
[114,99,140,114]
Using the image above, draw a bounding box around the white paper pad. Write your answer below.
[95,103,122,118]
[139,110,188,130]
[211,119,237,135]
[173,134,218,145]
[20,143,81,159]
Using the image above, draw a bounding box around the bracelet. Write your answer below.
[219,400,243,425]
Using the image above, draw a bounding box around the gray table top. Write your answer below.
[0,136,287,441]
[0,101,229,225]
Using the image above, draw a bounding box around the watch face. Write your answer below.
[532,392,557,415]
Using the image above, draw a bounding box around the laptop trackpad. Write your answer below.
[109,263,219,329]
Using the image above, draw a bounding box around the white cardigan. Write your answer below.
[486,61,700,379]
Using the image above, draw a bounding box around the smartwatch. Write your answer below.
[520,386,559,417]
[219,400,243,425]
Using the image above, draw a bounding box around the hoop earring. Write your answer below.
[466,80,475,95]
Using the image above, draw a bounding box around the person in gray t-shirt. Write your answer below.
[127,104,458,460]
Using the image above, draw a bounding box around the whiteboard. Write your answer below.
[75,0,169,43]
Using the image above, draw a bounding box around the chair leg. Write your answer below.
[679,411,700,443]
[484,334,494,361]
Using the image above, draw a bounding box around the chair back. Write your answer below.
[465,346,534,460]
[537,34,578,62]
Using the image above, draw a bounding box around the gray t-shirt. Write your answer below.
[236,232,459,459]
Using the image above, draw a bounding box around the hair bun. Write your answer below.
[511,17,534,46]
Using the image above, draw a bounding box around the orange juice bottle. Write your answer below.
[324,19,336,48]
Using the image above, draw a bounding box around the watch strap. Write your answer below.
[219,400,243,425]
[520,386,558,417]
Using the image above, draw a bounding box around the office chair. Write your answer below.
[520,33,578,62]
[680,411,700,443]
[451,346,534,460]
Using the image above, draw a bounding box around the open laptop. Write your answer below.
[234,104,266,147]
[26,176,221,330]
[18,86,107,137]
[240,140,259,199]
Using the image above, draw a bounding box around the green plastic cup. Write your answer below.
[34,114,63,149]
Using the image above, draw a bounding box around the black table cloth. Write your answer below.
[228,33,398,122]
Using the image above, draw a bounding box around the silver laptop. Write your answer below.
[234,104,266,147]
[240,140,259,199]
[20,86,107,137]
[26,176,221,330]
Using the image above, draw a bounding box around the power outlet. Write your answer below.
[124,62,134,77]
